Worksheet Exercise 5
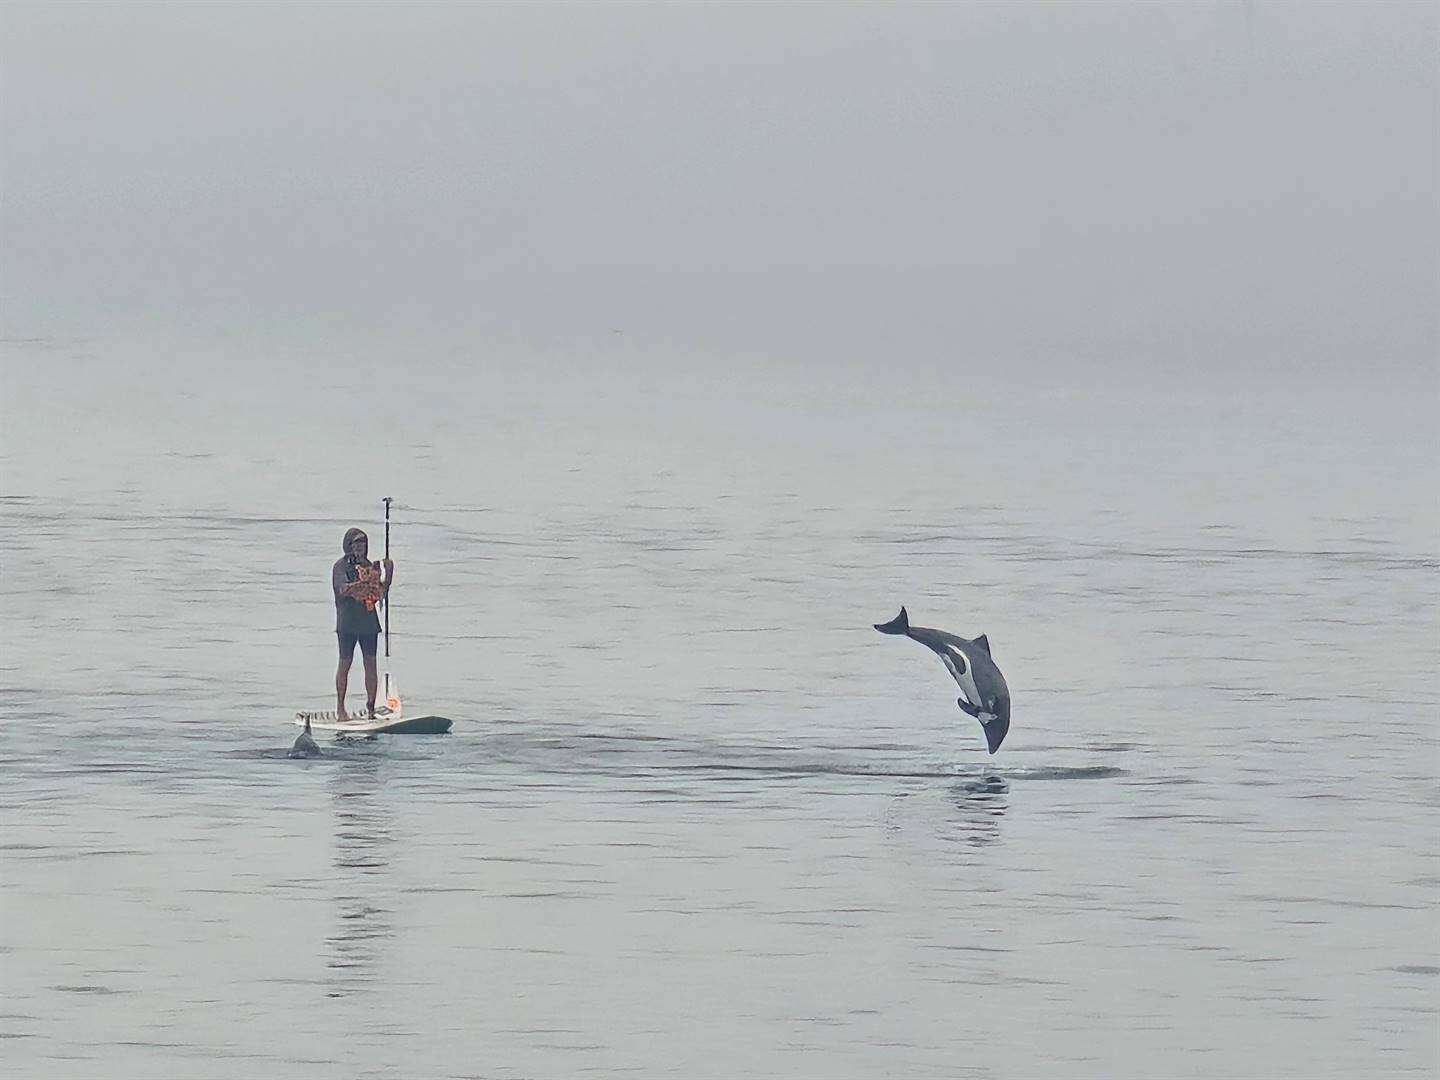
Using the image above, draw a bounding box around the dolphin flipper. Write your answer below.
[874,607,910,635]
[975,634,991,655]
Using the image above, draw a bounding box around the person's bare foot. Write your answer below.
[337,706,350,722]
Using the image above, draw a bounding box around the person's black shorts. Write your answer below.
[337,631,379,659]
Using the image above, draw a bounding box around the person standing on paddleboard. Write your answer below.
[332,527,394,720]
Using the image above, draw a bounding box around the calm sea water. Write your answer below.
[2,336,1437,1078]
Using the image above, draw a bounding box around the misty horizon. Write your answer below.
[3,1,1435,375]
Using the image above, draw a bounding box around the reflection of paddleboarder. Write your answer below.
[326,754,394,998]
[332,527,394,720]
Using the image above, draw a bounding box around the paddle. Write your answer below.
[382,495,397,712]
[383,496,392,660]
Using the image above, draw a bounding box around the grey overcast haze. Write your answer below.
[3,1,1436,372]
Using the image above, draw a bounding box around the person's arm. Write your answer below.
[334,559,368,599]
[381,559,395,594]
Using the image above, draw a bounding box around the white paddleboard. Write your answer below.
[294,709,452,735]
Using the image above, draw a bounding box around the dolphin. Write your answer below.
[288,716,322,759]
[874,606,1012,753]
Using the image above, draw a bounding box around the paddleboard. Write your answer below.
[294,710,452,735]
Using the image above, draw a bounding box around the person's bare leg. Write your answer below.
[363,653,379,718]
[336,654,353,719]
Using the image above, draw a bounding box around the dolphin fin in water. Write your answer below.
[873,607,910,635]
[975,634,991,656]
[288,716,321,759]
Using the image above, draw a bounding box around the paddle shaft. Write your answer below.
[383,496,392,666]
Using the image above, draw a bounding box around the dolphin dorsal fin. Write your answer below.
[975,634,991,656]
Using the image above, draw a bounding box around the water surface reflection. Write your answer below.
[326,750,394,1000]
[945,776,1008,848]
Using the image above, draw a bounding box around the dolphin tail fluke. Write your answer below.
[873,607,910,635]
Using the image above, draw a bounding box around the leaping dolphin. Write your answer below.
[288,716,322,759]
[874,606,1012,753]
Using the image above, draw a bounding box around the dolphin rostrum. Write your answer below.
[874,606,1012,753]
[288,716,322,759]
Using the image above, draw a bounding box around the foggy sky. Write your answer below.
[2,1,1436,372]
